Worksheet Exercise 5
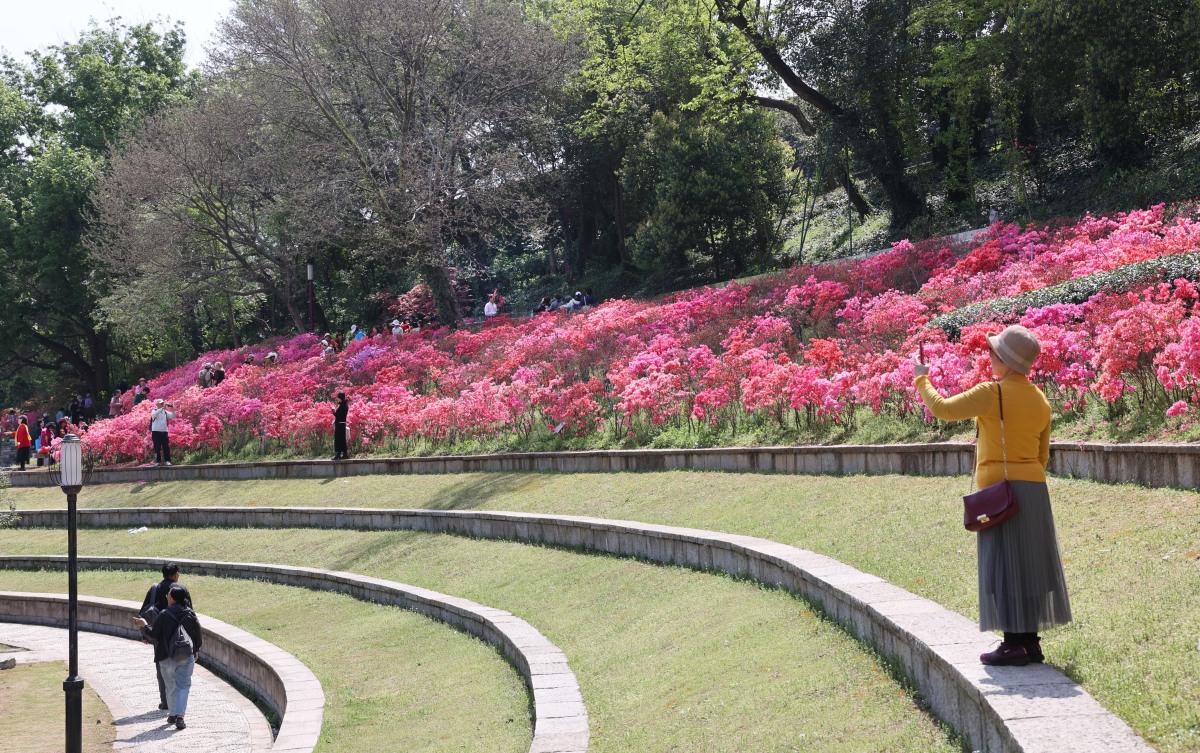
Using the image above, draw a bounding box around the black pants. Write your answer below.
[156,660,167,706]
[16,446,30,470]
[334,422,348,457]
[152,431,171,463]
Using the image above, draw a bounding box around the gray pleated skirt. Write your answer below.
[977,480,1073,633]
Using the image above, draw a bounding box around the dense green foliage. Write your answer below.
[0,21,194,404]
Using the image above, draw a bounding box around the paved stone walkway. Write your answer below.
[0,623,273,752]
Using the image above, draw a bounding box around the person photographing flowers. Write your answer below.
[912,324,1072,666]
[150,398,176,466]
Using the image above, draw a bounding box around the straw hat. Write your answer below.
[154,398,164,406]
[987,325,1040,375]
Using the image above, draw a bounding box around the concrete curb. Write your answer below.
[5,507,1154,753]
[10,441,1200,490]
[0,590,323,753]
[0,554,588,753]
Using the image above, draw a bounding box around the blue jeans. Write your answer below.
[160,655,195,716]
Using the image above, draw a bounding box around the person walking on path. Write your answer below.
[13,417,32,470]
[331,392,349,460]
[913,325,1072,666]
[150,399,176,466]
[135,583,201,730]
[138,563,182,711]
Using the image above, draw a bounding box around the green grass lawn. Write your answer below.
[0,570,532,753]
[0,661,114,753]
[6,470,1200,752]
[0,531,961,753]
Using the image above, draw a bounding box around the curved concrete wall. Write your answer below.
[0,554,588,753]
[9,441,1200,490]
[0,590,323,752]
[6,507,1153,753]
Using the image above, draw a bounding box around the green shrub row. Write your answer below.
[928,251,1200,337]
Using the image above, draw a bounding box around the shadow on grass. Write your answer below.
[422,473,543,511]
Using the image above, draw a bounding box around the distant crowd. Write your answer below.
[4,285,605,470]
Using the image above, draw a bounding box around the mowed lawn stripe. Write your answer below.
[0,570,532,753]
[0,528,962,753]
[10,470,1199,751]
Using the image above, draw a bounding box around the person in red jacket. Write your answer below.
[39,421,56,466]
[14,416,32,471]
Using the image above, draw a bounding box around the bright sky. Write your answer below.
[0,0,236,69]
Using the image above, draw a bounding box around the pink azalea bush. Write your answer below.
[80,203,1200,463]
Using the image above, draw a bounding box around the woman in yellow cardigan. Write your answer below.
[913,325,1072,666]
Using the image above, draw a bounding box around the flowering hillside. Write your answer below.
[82,203,1200,464]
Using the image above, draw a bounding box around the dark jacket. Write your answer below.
[140,579,173,617]
[147,603,202,663]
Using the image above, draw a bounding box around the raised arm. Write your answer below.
[914,376,996,422]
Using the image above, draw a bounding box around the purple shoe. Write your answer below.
[980,641,1030,666]
[1024,637,1044,663]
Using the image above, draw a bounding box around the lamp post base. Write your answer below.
[64,676,84,753]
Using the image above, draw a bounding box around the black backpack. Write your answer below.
[139,583,161,626]
[169,611,195,660]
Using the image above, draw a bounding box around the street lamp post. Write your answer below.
[306,258,316,333]
[55,435,85,753]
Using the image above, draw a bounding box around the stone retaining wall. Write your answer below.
[0,555,588,753]
[6,507,1153,753]
[10,442,1200,490]
[0,590,323,752]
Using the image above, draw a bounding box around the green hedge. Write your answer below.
[928,251,1200,337]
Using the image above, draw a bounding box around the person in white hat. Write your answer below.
[150,398,176,466]
[912,324,1071,667]
[390,319,403,337]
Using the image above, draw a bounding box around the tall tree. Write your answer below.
[90,89,344,339]
[713,0,925,227]
[0,20,193,395]
[213,0,575,325]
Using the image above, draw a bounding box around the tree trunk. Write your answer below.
[284,296,307,333]
[421,263,462,326]
[755,95,872,218]
[226,291,241,349]
[87,329,111,398]
[718,0,921,227]
[614,174,630,266]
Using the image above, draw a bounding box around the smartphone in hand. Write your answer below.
[919,343,926,365]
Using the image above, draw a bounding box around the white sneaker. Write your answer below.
[165,462,172,466]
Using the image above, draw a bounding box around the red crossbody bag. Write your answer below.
[962,383,1020,532]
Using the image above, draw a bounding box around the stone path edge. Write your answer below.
[0,555,588,753]
[10,441,1200,490]
[0,590,322,753]
[6,506,1155,753]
